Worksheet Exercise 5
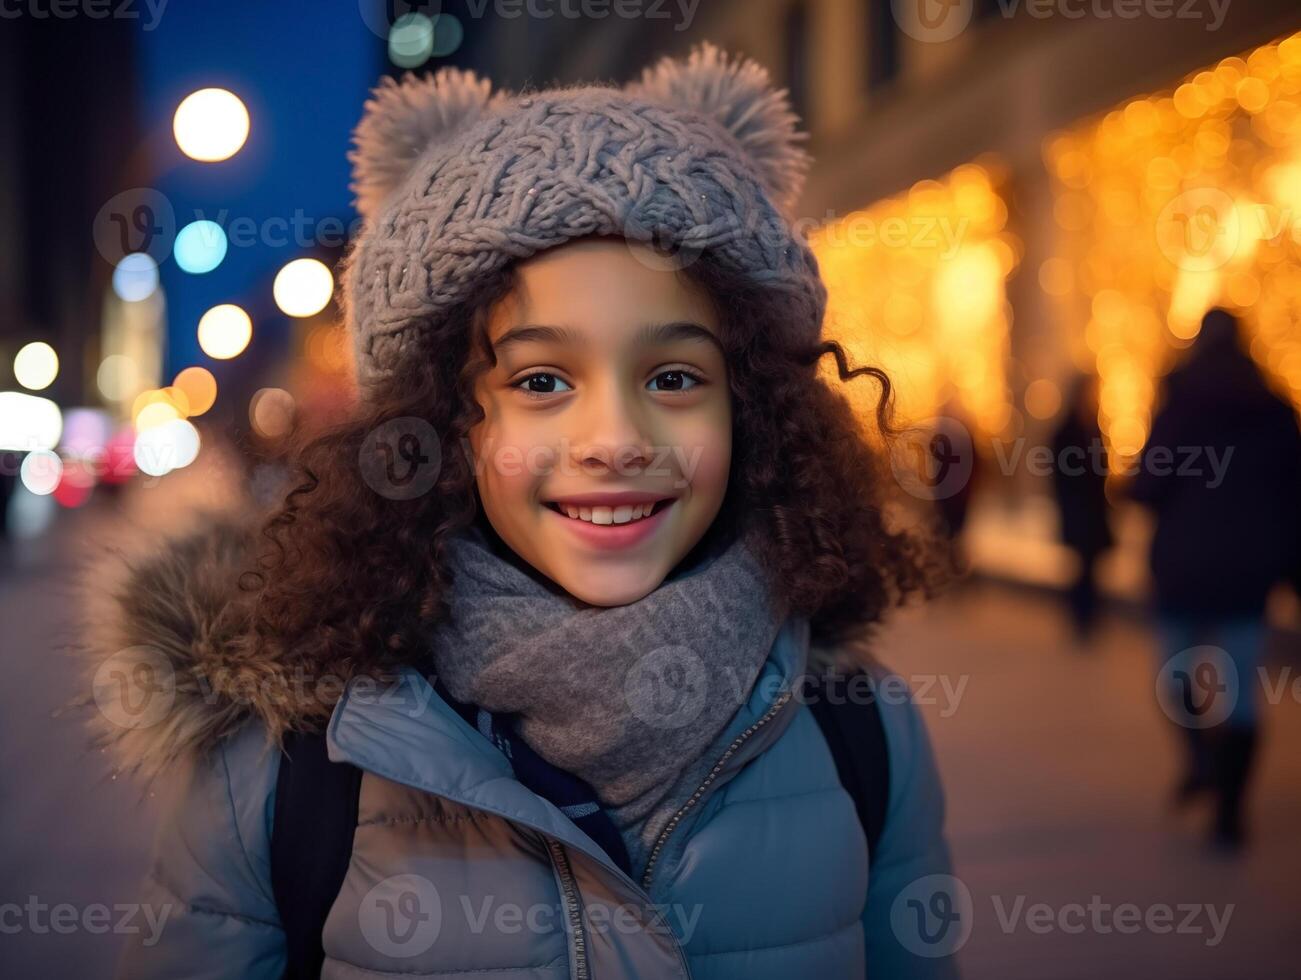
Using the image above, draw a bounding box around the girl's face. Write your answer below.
[469,238,732,606]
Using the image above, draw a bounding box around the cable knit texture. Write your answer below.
[340,42,827,393]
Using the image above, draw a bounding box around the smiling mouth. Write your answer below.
[544,499,674,526]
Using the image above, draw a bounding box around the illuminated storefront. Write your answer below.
[1044,29,1301,461]
[810,159,1020,440]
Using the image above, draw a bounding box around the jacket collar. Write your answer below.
[326,616,811,888]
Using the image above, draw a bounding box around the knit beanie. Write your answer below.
[339,42,827,394]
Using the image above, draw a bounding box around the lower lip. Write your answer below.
[544,501,674,551]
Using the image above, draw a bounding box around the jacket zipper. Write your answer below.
[640,689,794,892]
[545,838,590,980]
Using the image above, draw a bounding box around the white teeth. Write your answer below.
[552,501,662,525]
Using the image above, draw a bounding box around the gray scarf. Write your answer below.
[428,518,790,871]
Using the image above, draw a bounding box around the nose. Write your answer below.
[568,376,655,475]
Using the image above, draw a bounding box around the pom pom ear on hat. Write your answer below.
[348,67,503,222]
[626,41,812,215]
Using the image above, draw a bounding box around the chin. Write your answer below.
[553,563,669,607]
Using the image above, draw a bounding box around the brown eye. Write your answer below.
[648,369,702,393]
[512,373,573,398]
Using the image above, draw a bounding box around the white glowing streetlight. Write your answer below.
[197,304,252,359]
[173,88,250,162]
[14,341,59,391]
[273,258,334,317]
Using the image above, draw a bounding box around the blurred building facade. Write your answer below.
[509,0,1301,602]
[5,1,1300,605]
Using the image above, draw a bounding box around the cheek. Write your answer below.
[469,411,555,509]
[669,405,731,500]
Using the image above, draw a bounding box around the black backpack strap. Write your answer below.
[270,730,363,980]
[806,669,891,864]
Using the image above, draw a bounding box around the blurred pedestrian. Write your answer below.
[932,394,978,552]
[1051,375,1113,639]
[1131,307,1301,851]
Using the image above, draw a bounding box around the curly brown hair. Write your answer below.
[238,243,948,727]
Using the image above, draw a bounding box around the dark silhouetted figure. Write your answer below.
[1051,375,1113,638]
[1131,308,1301,851]
[930,396,978,574]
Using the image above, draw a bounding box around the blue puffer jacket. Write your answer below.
[84,517,960,979]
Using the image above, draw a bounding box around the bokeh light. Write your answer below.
[19,450,62,496]
[197,304,253,359]
[111,253,159,302]
[430,13,464,57]
[811,158,1018,436]
[273,258,334,317]
[172,366,218,416]
[14,342,59,391]
[1044,29,1301,461]
[173,220,229,274]
[60,408,112,459]
[173,87,250,162]
[52,458,95,509]
[250,387,296,439]
[96,355,140,403]
[134,418,201,477]
[1025,378,1063,420]
[389,12,434,68]
[130,386,191,426]
[0,392,62,452]
[134,400,182,431]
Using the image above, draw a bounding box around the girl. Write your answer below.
[86,43,959,979]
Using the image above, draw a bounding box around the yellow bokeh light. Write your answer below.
[135,400,181,431]
[1046,28,1301,458]
[173,366,218,417]
[811,158,1017,437]
[273,258,334,318]
[14,341,58,391]
[173,88,250,162]
[1024,379,1063,420]
[198,304,253,360]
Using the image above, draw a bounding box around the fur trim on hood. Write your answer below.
[70,508,322,782]
[69,507,862,784]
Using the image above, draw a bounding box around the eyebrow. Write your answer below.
[492,320,723,356]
